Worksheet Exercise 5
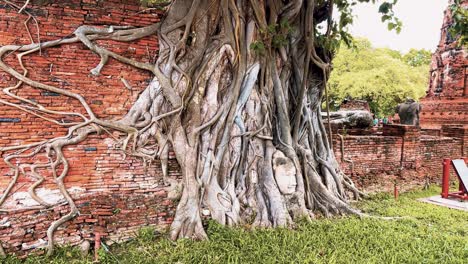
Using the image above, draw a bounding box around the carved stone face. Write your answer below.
[272,150,297,195]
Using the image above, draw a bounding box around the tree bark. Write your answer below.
[0,0,364,255]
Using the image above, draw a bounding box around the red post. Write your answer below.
[441,158,451,198]
[94,232,101,262]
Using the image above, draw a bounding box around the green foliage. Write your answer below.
[326,0,402,54]
[403,49,432,67]
[250,41,266,55]
[5,186,467,264]
[449,0,468,46]
[136,226,158,242]
[378,0,402,33]
[250,20,293,55]
[328,38,429,116]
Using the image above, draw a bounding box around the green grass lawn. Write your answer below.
[4,186,468,263]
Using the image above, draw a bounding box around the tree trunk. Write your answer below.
[0,0,364,254]
[139,0,363,239]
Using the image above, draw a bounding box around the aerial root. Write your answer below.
[27,169,51,207]
[342,174,368,200]
[46,205,79,256]
[358,213,413,221]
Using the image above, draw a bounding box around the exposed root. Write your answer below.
[169,194,207,240]
[27,165,52,207]
[18,0,31,14]
[0,0,368,255]
[45,189,79,256]
[358,213,413,221]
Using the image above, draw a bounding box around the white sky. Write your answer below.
[348,0,448,53]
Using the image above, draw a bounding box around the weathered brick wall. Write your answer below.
[441,125,468,156]
[333,133,403,189]
[333,124,465,192]
[419,135,462,182]
[338,99,371,112]
[419,0,468,129]
[0,0,180,256]
[5,192,174,253]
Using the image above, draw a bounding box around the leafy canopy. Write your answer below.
[318,0,402,54]
[328,38,429,117]
[141,0,403,55]
[402,49,432,67]
[450,0,468,46]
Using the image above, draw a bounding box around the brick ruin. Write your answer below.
[0,0,179,256]
[339,99,371,112]
[332,124,467,192]
[333,0,467,191]
[419,0,467,129]
[0,0,466,257]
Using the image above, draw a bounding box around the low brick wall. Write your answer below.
[1,191,175,254]
[333,134,403,187]
[333,124,465,192]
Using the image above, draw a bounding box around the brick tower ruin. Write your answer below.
[419,0,468,129]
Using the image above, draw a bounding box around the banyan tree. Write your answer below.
[1,0,429,256]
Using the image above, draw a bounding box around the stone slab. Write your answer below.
[418,195,468,212]
[452,159,468,189]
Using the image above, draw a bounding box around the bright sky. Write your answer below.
[349,0,447,53]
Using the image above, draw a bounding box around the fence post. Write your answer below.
[94,232,101,261]
[441,158,451,198]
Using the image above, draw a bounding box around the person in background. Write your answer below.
[373,117,379,126]
[383,116,388,124]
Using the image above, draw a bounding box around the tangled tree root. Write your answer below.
[0,0,366,256]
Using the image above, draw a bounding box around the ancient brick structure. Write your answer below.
[339,99,371,112]
[0,0,179,256]
[419,0,467,129]
[333,125,467,192]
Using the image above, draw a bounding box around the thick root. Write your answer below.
[46,207,79,256]
[170,195,207,240]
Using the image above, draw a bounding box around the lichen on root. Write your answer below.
[0,0,364,256]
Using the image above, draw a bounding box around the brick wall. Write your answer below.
[333,133,403,188]
[333,124,465,192]
[419,135,462,183]
[0,0,181,256]
[441,125,468,156]
[339,99,371,112]
[4,192,175,253]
